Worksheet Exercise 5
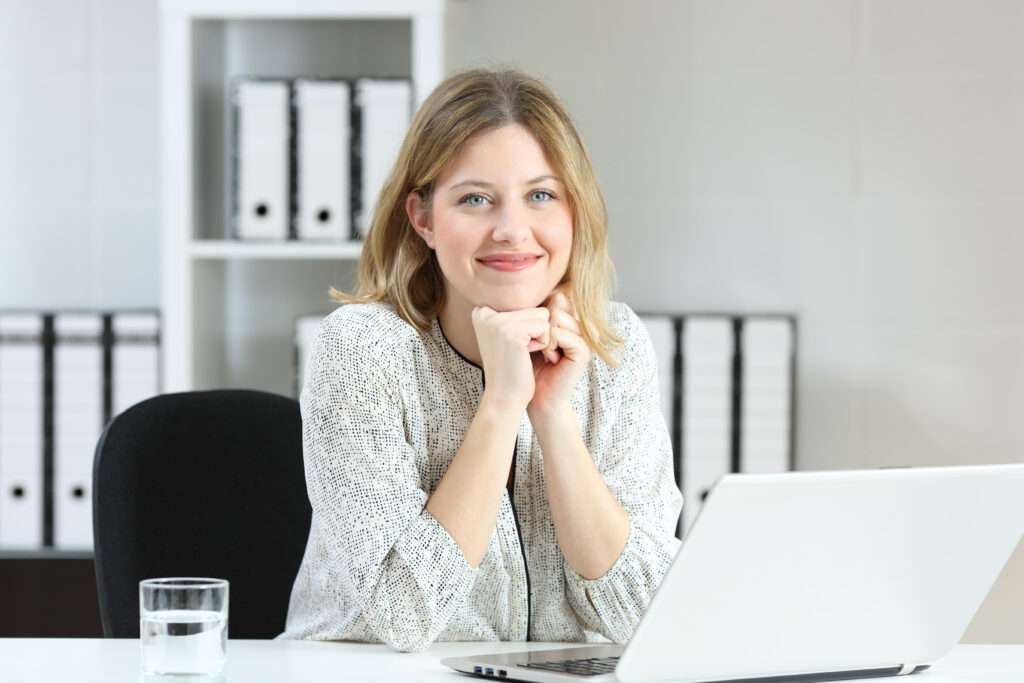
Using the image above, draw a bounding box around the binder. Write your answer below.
[112,312,161,417]
[294,314,325,399]
[53,313,103,550]
[294,79,351,241]
[680,317,734,535]
[233,79,291,241]
[354,79,412,238]
[740,318,794,473]
[638,315,677,444]
[0,314,45,548]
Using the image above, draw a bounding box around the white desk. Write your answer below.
[0,639,1019,682]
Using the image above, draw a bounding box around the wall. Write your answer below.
[0,0,159,309]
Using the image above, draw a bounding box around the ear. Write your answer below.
[405,191,435,249]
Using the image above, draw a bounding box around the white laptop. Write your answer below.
[443,464,1024,682]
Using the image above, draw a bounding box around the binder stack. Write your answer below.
[294,79,351,241]
[53,314,104,550]
[231,76,412,243]
[0,314,45,549]
[0,309,161,551]
[636,313,797,538]
[739,318,794,474]
[112,313,161,418]
[234,80,291,241]
[680,317,735,535]
[354,79,412,238]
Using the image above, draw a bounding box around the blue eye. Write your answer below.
[459,193,489,207]
[530,190,555,202]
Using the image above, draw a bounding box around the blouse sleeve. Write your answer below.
[299,316,479,652]
[563,308,683,643]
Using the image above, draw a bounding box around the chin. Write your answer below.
[475,287,549,312]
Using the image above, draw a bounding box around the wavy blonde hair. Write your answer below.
[330,67,623,365]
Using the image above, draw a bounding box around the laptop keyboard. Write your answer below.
[523,655,620,676]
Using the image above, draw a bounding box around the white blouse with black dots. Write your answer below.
[278,300,682,652]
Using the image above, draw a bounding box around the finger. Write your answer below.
[500,307,550,322]
[549,326,590,363]
[540,294,571,363]
[547,309,580,363]
[527,338,550,353]
[543,316,560,363]
[472,306,497,324]
[546,286,575,315]
[481,307,548,336]
[517,318,550,351]
[549,308,580,335]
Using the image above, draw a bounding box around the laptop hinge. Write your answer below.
[897,664,915,675]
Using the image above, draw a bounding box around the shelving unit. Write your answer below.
[159,0,444,396]
[188,240,364,260]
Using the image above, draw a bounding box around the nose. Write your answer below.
[491,204,531,245]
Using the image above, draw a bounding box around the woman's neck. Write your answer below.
[439,297,482,367]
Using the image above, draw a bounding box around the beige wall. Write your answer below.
[446,0,1024,644]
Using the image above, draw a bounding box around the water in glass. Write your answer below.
[141,608,227,675]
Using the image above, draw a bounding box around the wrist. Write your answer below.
[479,390,528,424]
[527,400,577,434]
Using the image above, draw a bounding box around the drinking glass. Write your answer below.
[139,578,229,675]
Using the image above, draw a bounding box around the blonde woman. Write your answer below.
[280,68,682,652]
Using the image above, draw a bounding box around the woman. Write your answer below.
[280,68,682,652]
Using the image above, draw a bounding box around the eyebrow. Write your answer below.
[447,175,563,191]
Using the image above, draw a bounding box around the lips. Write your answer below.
[477,253,542,272]
[479,253,541,263]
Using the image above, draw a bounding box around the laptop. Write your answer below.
[443,464,1024,682]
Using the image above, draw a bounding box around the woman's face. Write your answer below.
[407,123,573,313]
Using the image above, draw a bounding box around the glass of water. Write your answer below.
[140,578,229,676]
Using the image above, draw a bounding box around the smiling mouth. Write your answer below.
[477,255,543,271]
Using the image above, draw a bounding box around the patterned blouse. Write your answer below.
[279,300,682,652]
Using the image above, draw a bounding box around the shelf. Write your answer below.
[160,0,443,394]
[162,0,434,20]
[0,549,94,561]
[189,240,363,260]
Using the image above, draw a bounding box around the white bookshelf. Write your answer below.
[159,0,443,395]
[188,240,364,260]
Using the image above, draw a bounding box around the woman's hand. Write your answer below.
[472,305,551,413]
[528,285,592,419]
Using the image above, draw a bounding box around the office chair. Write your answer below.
[92,389,312,638]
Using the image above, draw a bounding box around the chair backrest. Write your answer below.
[93,389,311,638]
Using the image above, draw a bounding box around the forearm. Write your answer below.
[426,394,521,567]
[530,404,630,580]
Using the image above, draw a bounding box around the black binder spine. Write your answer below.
[349,79,363,241]
[730,317,744,475]
[671,316,684,490]
[101,315,114,427]
[287,79,299,241]
[41,314,55,548]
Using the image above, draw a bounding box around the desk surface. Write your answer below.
[0,640,1019,682]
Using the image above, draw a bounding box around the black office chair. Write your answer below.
[92,389,312,638]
